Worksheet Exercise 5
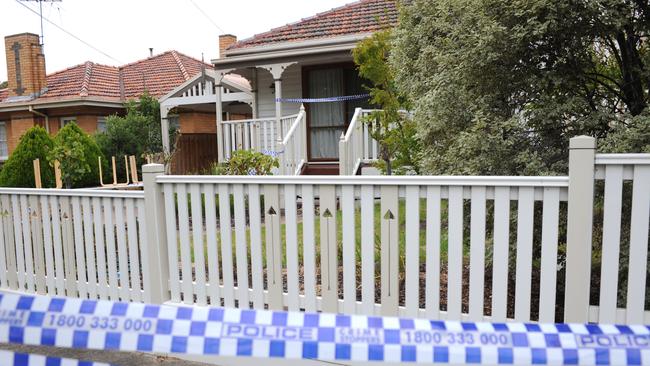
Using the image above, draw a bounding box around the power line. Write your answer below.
[188,0,226,34]
[14,0,123,64]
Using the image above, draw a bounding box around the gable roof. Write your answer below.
[0,50,213,106]
[229,0,398,51]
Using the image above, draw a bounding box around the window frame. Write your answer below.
[0,121,8,161]
[60,116,77,127]
[97,116,107,133]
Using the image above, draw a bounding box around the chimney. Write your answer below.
[149,48,153,57]
[219,34,237,58]
[4,33,47,98]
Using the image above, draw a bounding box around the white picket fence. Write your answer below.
[0,136,647,326]
[0,189,147,302]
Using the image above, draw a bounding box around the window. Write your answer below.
[97,117,107,133]
[60,117,76,127]
[0,122,7,160]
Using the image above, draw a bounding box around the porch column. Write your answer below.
[275,78,283,138]
[215,81,224,163]
[261,63,296,140]
[160,105,171,154]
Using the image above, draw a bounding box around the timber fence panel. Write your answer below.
[203,184,221,306]
[233,184,250,308]
[190,184,207,306]
[302,185,317,313]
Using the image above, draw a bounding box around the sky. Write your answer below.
[0,0,353,82]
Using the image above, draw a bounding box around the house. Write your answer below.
[0,32,250,173]
[160,0,398,175]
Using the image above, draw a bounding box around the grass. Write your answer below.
[179,199,451,272]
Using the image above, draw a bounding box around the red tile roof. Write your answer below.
[0,50,211,105]
[229,0,398,50]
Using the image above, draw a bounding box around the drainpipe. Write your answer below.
[28,105,50,133]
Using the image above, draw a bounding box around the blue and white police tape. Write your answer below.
[0,349,111,366]
[0,292,648,365]
[275,94,370,103]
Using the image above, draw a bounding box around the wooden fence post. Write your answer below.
[142,164,170,304]
[564,136,596,323]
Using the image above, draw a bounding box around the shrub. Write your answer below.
[0,126,55,187]
[95,93,167,181]
[49,123,105,188]
[208,150,278,175]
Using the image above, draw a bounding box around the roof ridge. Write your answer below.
[168,49,213,69]
[79,61,94,97]
[170,50,190,81]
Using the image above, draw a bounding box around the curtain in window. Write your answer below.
[0,123,7,158]
[308,69,345,159]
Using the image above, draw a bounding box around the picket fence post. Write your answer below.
[142,164,170,304]
[564,136,596,323]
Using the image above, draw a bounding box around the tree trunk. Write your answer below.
[616,30,647,116]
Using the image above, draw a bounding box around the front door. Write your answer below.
[305,64,368,161]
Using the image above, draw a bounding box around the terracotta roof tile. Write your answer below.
[0,50,212,105]
[230,0,398,50]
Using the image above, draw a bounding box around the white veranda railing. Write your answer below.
[221,112,302,172]
[340,108,380,175]
[278,106,307,175]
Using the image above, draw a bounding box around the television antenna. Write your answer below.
[18,0,63,47]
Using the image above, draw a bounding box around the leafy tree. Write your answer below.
[0,81,7,89]
[353,30,421,175]
[95,92,166,181]
[49,123,104,188]
[0,126,55,187]
[391,0,650,176]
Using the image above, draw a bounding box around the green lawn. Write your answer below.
[180,199,450,273]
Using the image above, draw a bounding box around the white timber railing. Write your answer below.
[0,137,647,326]
[221,117,276,160]
[0,188,147,303]
[340,108,380,175]
[277,106,307,175]
[220,113,301,165]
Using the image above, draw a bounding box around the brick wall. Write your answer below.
[8,113,36,152]
[179,112,216,134]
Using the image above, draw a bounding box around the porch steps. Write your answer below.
[300,162,339,175]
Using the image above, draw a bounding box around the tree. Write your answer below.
[0,81,7,89]
[391,0,650,176]
[0,126,55,187]
[49,123,105,188]
[95,92,166,181]
[353,30,421,175]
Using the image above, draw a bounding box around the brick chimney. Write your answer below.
[219,34,237,58]
[4,33,47,98]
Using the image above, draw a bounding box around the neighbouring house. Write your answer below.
[0,32,250,173]
[160,0,398,175]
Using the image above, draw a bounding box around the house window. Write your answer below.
[0,122,7,160]
[97,117,107,132]
[61,117,77,127]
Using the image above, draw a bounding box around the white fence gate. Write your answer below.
[0,136,647,326]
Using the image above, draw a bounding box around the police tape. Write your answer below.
[0,349,111,366]
[0,292,648,365]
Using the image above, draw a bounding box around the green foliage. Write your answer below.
[0,126,55,188]
[0,81,7,89]
[391,0,650,176]
[353,30,421,175]
[49,123,104,188]
[95,92,167,181]
[208,150,279,175]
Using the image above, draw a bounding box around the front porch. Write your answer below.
[160,50,379,175]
